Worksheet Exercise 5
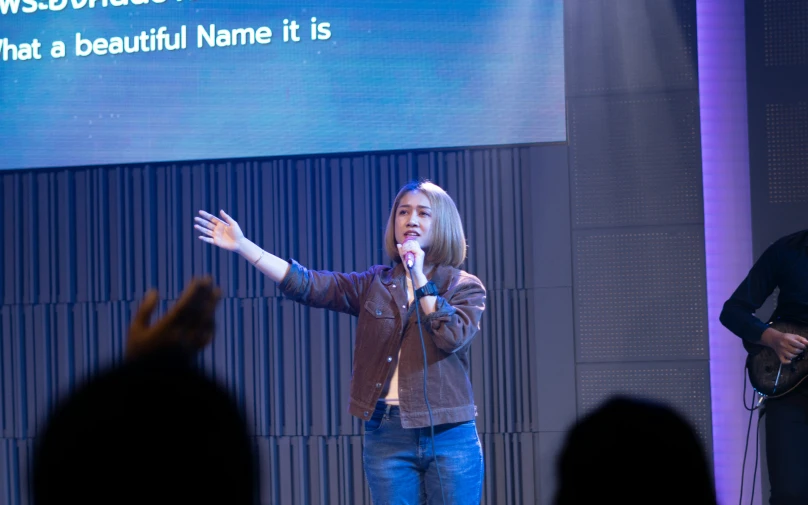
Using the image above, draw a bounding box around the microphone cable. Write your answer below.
[410,267,447,505]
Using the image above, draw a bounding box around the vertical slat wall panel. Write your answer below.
[0,144,570,504]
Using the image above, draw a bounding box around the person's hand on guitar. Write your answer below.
[761,327,808,364]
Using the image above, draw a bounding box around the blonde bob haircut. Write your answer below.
[384,180,467,268]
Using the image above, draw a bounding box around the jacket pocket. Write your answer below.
[363,300,396,319]
[354,300,398,363]
[364,413,387,433]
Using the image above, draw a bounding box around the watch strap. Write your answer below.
[414,281,438,299]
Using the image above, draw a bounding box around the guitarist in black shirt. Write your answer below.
[721,229,808,505]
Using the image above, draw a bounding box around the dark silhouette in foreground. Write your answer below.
[555,396,717,505]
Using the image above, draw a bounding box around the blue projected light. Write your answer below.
[0,0,565,170]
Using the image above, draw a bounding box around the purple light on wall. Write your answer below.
[697,1,759,504]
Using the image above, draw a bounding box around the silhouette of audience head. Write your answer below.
[32,350,255,505]
[555,396,716,505]
[32,278,256,505]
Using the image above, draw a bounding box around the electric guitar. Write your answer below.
[746,320,808,398]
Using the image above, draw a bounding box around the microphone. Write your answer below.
[403,237,416,268]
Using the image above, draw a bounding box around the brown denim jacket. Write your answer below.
[278,259,486,428]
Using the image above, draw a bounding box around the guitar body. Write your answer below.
[747,321,808,398]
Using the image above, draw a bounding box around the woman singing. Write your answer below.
[194,180,486,504]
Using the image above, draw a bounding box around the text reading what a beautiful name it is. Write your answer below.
[0,21,332,61]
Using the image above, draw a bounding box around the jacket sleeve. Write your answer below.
[719,240,783,343]
[422,272,486,353]
[278,259,376,317]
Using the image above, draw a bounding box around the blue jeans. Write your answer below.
[363,402,484,505]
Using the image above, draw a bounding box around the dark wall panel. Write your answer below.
[566,0,710,464]
[576,362,712,455]
[573,227,708,362]
[569,92,703,229]
[566,0,698,96]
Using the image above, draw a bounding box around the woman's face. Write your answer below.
[395,191,434,252]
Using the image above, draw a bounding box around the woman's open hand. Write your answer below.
[195,210,244,253]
